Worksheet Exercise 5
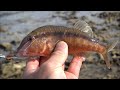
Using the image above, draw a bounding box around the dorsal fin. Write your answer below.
[69,19,94,38]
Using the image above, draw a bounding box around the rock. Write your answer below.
[10,40,17,45]
[0,42,12,51]
[0,27,6,32]
[117,18,120,22]
[1,61,25,79]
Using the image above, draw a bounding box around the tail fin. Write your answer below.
[102,40,118,69]
[101,52,111,69]
[107,40,118,52]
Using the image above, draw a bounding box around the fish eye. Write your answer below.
[27,36,32,41]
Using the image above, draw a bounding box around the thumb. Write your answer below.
[47,41,68,66]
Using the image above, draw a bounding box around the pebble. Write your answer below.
[0,42,12,51]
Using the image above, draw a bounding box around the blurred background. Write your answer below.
[0,11,120,79]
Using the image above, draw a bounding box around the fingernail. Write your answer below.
[57,41,67,49]
[77,56,86,62]
[81,57,85,61]
[55,41,68,52]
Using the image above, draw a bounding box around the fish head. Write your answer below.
[16,35,49,57]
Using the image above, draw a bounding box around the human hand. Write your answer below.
[23,41,85,79]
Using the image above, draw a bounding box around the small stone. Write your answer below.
[0,42,12,51]
[0,27,6,32]
[10,40,17,45]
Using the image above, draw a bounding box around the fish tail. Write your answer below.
[101,51,111,69]
[101,40,118,69]
[107,40,118,52]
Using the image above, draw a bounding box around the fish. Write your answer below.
[15,19,118,69]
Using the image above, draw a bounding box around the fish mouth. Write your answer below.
[16,41,31,57]
[16,50,45,57]
[16,50,27,57]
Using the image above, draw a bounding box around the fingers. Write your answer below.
[23,59,39,78]
[67,56,85,77]
[48,41,68,66]
[62,64,65,70]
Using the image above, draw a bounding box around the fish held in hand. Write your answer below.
[15,20,118,69]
